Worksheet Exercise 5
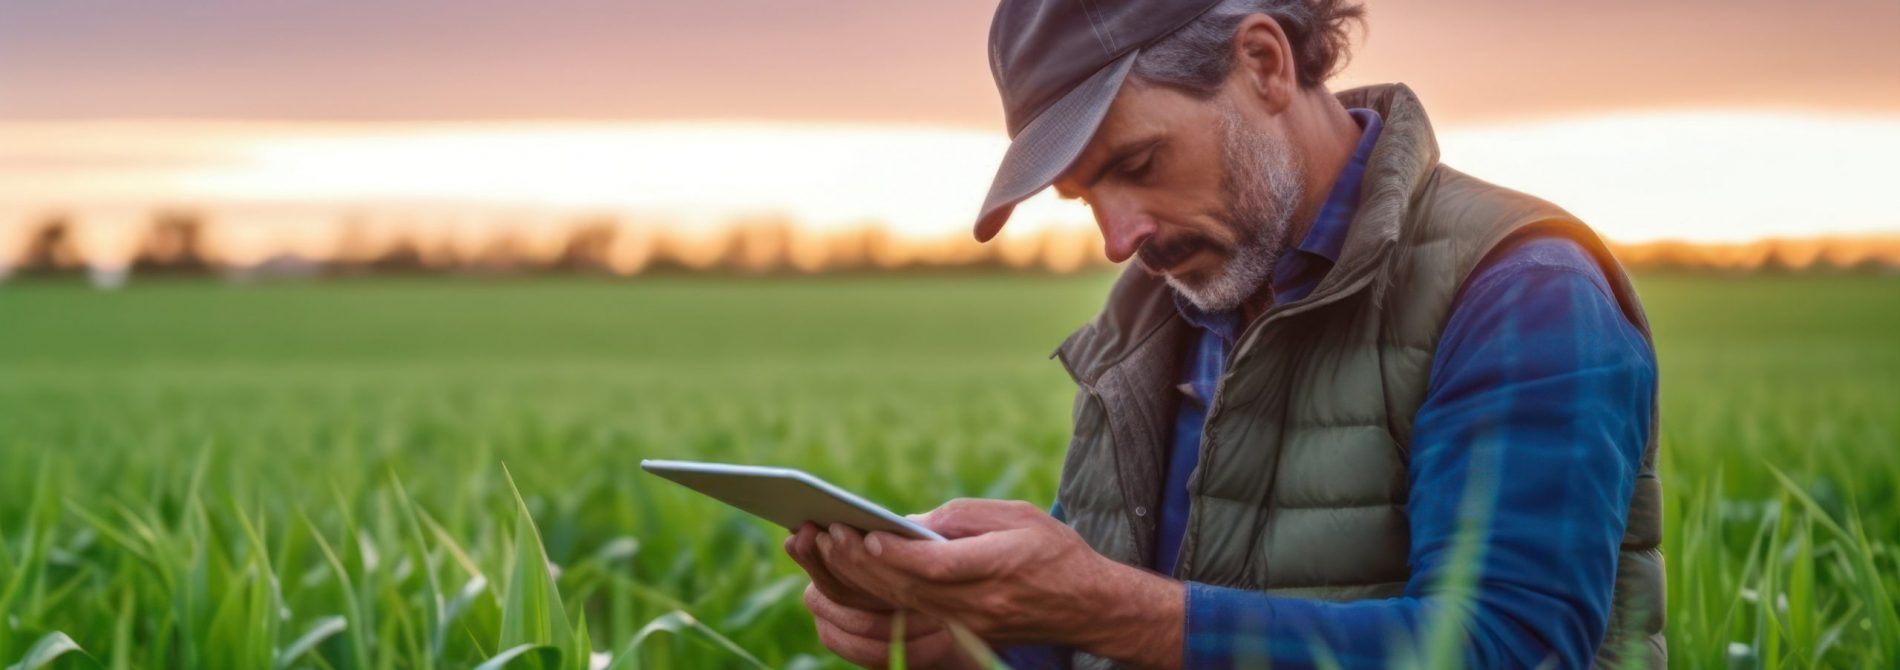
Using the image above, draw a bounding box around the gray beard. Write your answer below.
[1166,108,1304,313]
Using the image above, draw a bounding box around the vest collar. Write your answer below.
[1052,266,1181,387]
[1055,83,1442,384]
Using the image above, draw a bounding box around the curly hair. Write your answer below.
[1133,0,1367,96]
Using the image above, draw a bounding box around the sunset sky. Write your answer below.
[3,0,1898,264]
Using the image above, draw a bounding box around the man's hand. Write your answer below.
[786,522,889,611]
[815,499,1185,668]
[786,523,977,669]
[799,582,980,669]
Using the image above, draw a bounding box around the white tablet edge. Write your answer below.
[640,459,948,542]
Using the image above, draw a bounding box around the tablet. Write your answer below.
[640,459,947,542]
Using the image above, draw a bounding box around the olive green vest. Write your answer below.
[1051,84,1664,668]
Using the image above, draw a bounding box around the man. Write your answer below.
[786,0,1663,667]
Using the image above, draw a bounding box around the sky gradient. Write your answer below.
[3,1,1897,263]
[6,0,1898,126]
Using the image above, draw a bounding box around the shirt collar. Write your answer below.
[1171,107,1383,339]
[1291,107,1383,268]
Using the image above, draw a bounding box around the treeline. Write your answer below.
[1614,238,1900,275]
[5,211,1898,284]
[3,211,1112,284]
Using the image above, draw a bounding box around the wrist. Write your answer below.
[1070,559,1184,669]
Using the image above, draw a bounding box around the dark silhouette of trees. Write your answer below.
[13,215,87,278]
[549,218,619,274]
[722,217,796,274]
[367,237,431,274]
[17,207,1890,282]
[130,210,216,276]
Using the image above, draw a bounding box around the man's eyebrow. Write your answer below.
[1066,135,1163,197]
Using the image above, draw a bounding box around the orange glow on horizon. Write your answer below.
[2,111,1898,276]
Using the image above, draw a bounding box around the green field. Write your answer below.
[2,273,1897,668]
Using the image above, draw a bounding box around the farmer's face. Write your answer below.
[1053,79,1306,312]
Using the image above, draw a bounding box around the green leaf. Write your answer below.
[389,473,446,664]
[720,575,802,629]
[444,576,489,634]
[305,517,372,670]
[888,610,907,670]
[472,644,561,670]
[571,610,591,670]
[1768,466,1900,657]
[605,611,768,670]
[275,617,346,670]
[6,631,98,670]
[942,621,1007,670]
[498,466,573,655]
[108,590,134,670]
[0,468,54,630]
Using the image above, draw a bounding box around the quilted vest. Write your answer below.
[1051,84,1664,668]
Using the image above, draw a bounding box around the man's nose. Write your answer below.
[1095,206,1156,264]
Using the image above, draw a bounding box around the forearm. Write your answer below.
[1067,560,1185,669]
[1061,568,1452,669]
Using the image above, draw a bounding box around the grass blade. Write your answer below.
[604,611,768,670]
[5,631,96,670]
[719,575,802,630]
[472,644,561,670]
[306,516,372,670]
[276,616,347,670]
[888,610,907,670]
[497,465,574,663]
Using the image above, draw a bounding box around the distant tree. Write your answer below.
[1846,255,1897,277]
[723,217,796,274]
[368,237,431,275]
[1758,243,1804,275]
[640,233,691,275]
[1620,240,1710,274]
[818,228,873,273]
[962,228,1025,273]
[13,214,87,278]
[130,210,215,276]
[468,231,531,274]
[643,228,737,275]
[549,218,619,274]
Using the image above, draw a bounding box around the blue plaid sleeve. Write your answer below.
[1181,238,1656,669]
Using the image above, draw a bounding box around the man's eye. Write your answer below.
[1121,153,1155,180]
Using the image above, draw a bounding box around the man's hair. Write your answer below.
[1133,0,1366,97]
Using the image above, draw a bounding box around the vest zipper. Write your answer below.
[1069,383,1155,567]
[1175,267,1384,581]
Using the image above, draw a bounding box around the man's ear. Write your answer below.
[1230,13,1298,113]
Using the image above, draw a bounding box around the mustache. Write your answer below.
[1136,231,1219,274]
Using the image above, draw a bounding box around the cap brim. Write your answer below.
[974,51,1137,242]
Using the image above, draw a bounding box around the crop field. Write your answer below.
[1,272,1896,668]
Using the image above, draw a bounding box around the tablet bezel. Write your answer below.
[640,459,948,542]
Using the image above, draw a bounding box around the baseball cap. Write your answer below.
[975,0,1225,242]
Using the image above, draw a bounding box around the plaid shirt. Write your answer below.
[1002,108,1656,669]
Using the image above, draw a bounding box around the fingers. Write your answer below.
[803,583,944,640]
[856,527,1019,584]
[804,580,955,667]
[918,498,1046,539]
[787,523,893,611]
[818,524,913,607]
[814,615,893,669]
[814,616,958,670]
